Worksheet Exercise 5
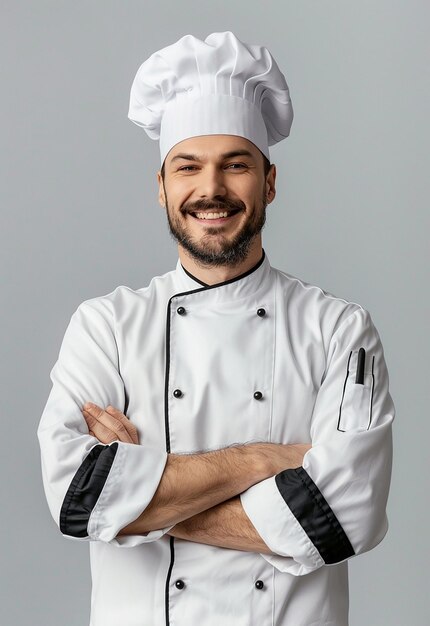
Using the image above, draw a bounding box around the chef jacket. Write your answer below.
[37,249,394,626]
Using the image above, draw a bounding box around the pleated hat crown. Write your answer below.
[128,31,294,166]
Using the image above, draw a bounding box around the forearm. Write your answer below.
[82,402,310,540]
[117,443,271,536]
[167,495,278,555]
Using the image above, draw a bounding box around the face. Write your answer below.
[157,135,276,267]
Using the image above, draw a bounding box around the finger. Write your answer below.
[105,405,140,445]
[82,408,133,445]
[83,402,139,445]
[82,410,98,432]
[82,403,134,444]
[83,413,119,444]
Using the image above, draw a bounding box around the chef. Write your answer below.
[37,31,395,626]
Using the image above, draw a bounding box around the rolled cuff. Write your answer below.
[88,441,170,546]
[61,440,171,547]
[240,475,324,576]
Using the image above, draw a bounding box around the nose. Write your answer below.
[197,165,227,199]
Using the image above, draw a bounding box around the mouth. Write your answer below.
[189,208,242,224]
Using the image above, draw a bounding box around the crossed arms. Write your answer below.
[82,402,310,555]
[37,302,394,573]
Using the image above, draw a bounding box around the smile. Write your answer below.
[190,209,242,223]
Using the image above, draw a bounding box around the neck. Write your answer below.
[178,239,264,286]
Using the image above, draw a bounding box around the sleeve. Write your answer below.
[240,306,395,575]
[36,299,173,548]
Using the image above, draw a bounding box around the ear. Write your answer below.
[157,171,166,208]
[265,164,276,203]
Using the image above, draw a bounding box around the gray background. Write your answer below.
[1,1,428,624]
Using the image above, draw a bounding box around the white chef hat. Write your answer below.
[128,31,293,166]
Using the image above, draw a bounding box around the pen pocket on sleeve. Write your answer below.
[337,350,374,432]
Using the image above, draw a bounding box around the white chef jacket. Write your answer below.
[37,249,394,626]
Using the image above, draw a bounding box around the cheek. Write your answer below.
[233,179,260,201]
[169,188,193,211]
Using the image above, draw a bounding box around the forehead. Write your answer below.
[166,134,261,165]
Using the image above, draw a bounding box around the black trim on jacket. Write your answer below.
[275,466,355,564]
[337,350,353,432]
[180,249,265,288]
[59,442,119,538]
[369,355,375,429]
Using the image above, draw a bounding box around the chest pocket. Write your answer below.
[337,349,374,432]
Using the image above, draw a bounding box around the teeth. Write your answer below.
[195,211,229,220]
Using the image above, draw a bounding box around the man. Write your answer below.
[37,31,394,625]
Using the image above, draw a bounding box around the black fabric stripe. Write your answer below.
[337,350,353,432]
[164,296,173,625]
[59,442,118,538]
[180,248,265,290]
[275,466,355,564]
[368,355,375,429]
[164,300,172,454]
[165,536,175,626]
[181,265,209,286]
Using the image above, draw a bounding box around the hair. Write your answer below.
[160,150,272,182]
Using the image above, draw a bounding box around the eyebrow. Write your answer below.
[170,149,255,164]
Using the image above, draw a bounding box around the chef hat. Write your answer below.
[128,31,294,166]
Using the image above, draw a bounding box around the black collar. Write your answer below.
[181,249,266,289]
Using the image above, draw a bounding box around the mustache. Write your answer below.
[181,198,245,214]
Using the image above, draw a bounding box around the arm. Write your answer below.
[239,307,395,576]
[37,300,171,548]
[82,404,310,537]
[117,443,273,536]
[167,495,277,555]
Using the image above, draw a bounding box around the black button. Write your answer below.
[253,391,263,400]
[257,308,266,317]
[177,306,186,315]
[255,580,264,590]
[173,389,183,398]
[175,579,185,589]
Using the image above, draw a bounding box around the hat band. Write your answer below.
[159,94,269,166]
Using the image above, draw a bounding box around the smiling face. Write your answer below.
[157,134,276,268]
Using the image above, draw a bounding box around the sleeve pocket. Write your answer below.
[337,350,375,432]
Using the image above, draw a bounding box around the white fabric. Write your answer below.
[128,31,294,164]
[37,300,173,548]
[37,251,394,625]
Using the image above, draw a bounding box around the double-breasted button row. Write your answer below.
[174,579,264,590]
[173,388,263,400]
[176,307,267,317]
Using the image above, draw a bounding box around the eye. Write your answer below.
[227,163,246,169]
[177,163,247,172]
[178,166,197,171]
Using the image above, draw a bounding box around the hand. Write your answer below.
[81,402,140,445]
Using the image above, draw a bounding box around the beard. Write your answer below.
[164,187,267,268]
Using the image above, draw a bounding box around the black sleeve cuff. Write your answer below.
[275,466,354,564]
[59,442,119,538]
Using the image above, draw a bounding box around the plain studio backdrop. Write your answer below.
[1,2,428,625]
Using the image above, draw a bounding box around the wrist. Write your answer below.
[243,443,276,483]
